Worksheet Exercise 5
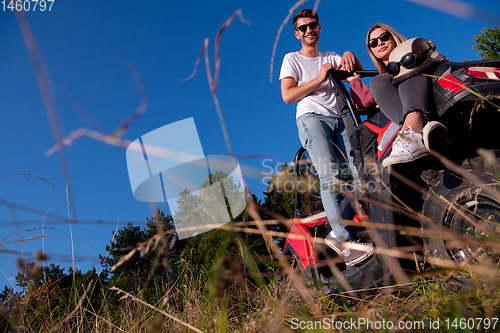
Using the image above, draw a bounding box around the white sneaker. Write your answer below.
[341,240,374,266]
[422,121,448,152]
[382,126,428,168]
[324,231,341,254]
[324,231,374,266]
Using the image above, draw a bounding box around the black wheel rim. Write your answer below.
[444,195,500,264]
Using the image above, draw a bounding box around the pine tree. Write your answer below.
[472,26,500,60]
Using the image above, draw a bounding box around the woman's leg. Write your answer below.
[398,75,432,133]
[403,111,425,134]
[369,74,405,124]
[371,74,431,130]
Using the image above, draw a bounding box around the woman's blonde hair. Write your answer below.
[366,24,406,73]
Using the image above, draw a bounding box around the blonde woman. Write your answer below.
[350,24,447,167]
[349,24,405,109]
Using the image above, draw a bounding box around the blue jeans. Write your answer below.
[297,113,358,240]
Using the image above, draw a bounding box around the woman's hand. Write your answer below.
[345,72,361,82]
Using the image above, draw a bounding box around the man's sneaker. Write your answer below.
[382,126,428,168]
[324,231,374,266]
[324,230,342,255]
[422,121,448,152]
[341,240,374,266]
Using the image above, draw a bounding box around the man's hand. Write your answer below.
[281,63,334,104]
[318,63,335,83]
[338,51,363,73]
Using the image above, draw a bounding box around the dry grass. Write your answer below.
[3,246,500,332]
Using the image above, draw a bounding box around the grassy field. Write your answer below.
[2,170,500,332]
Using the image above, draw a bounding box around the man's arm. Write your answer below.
[281,63,334,104]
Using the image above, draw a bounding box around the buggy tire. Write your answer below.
[421,153,500,264]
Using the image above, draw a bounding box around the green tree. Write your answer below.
[100,170,251,287]
[472,26,500,60]
[0,285,18,332]
[99,168,285,302]
[262,163,296,220]
[172,170,249,276]
[99,221,150,291]
[260,161,324,220]
[169,169,291,291]
[99,212,177,294]
[258,163,303,251]
[172,169,246,239]
[4,262,104,331]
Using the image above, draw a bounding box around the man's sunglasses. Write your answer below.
[367,31,391,48]
[296,22,318,33]
[386,48,432,76]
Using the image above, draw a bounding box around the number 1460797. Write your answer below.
[2,0,54,11]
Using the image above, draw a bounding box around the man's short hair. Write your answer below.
[293,9,319,30]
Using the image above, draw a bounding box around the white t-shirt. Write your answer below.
[279,51,342,119]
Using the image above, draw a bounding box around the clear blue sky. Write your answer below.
[1,0,499,289]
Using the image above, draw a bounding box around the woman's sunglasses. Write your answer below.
[386,48,432,76]
[367,31,391,48]
[296,22,318,33]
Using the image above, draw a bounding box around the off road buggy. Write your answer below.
[283,60,500,294]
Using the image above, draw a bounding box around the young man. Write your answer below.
[279,9,373,266]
